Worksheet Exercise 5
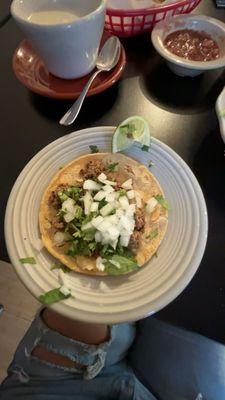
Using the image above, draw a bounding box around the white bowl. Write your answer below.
[151,14,225,77]
[216,86,225,143]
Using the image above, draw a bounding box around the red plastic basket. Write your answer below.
[105,0,202,37]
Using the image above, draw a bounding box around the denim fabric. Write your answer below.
[0,312,154,400]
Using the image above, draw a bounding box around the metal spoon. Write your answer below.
[59,36,121,126]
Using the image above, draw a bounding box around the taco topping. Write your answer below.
[48,161,149,272]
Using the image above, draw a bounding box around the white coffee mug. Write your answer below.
[11,0,106,79]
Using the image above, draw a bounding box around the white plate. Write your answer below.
[5,127,208,324]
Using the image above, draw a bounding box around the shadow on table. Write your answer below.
[157,130,225,344]
[29,82,120,127]
[139,56,225,115]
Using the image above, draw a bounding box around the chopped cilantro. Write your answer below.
[89,145,99,153]
[106,162,118,172]
[148,160,155,168]
[104,255,138,275]
[39,288,71,305]
[83,228,96,242]
[117,188,126,197]
[146,229,158,240]
[19,257,36,264]
[141,145,150,152]
[98,199,108,209]
[154,195,169,210]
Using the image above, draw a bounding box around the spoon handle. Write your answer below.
[59,69,101,126]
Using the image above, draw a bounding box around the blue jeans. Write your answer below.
[0,311,153,400]
[0,314,225,400]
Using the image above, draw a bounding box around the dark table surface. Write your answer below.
[0,0,225,343]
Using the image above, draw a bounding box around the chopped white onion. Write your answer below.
[100,203,115,217]
[107,226,120,240]
[97,219,112,232]
[110,239,118,249]
[103,185,115,193]
[120,234,130,247]
[64,212,75,223]
[83,180,101,191]
[33,239,44,251]
[98,173,116,186]
[62,198,76,214]
[94,190,106,201]
[95,231,102,242]
[105,192,116,202]
[59,285,71,296]
[119,196,129,209]
[90,202,99,212]
[108,214,118,224]
[121,179,133,190]
[92,215,104,228]
[135,191,142,208]
[83,191,93,215]
[81,222,93,231]
[97,173,107,182]
[127,190,135,199]
[146,197,158,213]
[54,231,66,245]
[96,257,106,271]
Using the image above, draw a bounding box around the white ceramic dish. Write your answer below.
[216,86,225,143]
[151,14,225,77]
[5,127,208,323]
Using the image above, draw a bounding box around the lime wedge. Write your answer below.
[112,116,150,153]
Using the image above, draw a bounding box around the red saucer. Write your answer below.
[12,32,126,100]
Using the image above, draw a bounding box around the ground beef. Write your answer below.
[80,160,105,179]
[51,215,64,230]
[48,185,68,209]
[129,231,142,251]
[134,208,145,231]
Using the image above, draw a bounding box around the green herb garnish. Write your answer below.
[98,199,108,209]
[19,257,36,264]
[89,145,99,153]
[39,288,71,305]
[104,255,138,275]
[50,264,71,273]
[106,162,118,172]
[154,195,169,210]
[146,229,158,240]
[117,188,126,197]
[148,160,155,168]
[141,145,150,152]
